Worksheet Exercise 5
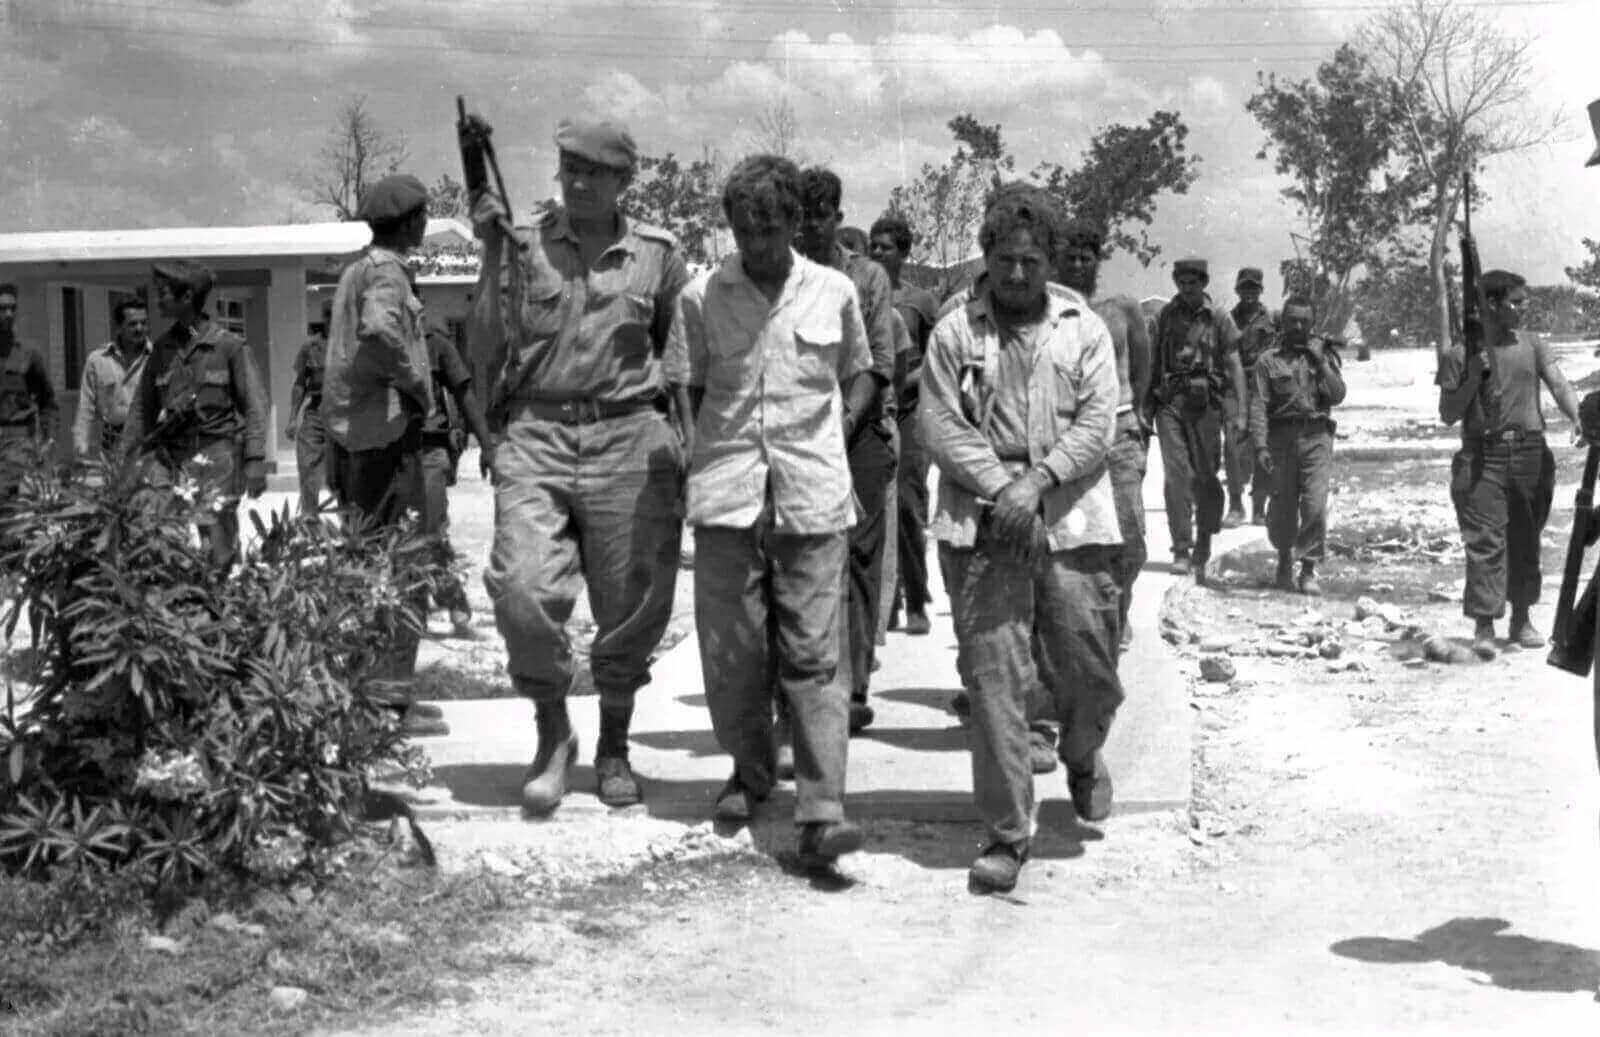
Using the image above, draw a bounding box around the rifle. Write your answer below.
[1457,173,1497,427]
[1548,446,1600,676]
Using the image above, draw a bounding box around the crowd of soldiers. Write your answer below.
[0,109,1592,892]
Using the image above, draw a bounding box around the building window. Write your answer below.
[213,294,247,337]
[61,286,85,388]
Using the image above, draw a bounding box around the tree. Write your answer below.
[744,96,807,163]
[1353,244,1454,349]
[1358,0,1561,358]
[1246,44,1428,333]
[626,148,728,266]
[427,174,467,219]
[1565,238,1600,292]
[885,114,1013,275]
[301,95,409,220]
[1033,110,1202,266]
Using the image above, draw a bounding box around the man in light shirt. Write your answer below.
[74,298,150,462]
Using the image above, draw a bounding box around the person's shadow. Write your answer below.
[1331,917,1600,996]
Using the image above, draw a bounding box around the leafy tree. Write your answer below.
[625,150,728,266]
[1521,284,1600,336]
[426,173,467,220]
[1353,246,1453,349]
[1247,44,1428,333]
[885,114,1014,273]
[300,95,409,221]
[1565,238,1600,293]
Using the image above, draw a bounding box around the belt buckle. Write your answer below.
[561,399,600,424]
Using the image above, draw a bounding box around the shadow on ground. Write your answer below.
[1331,917,1600,996]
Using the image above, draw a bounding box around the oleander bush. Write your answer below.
[0,447,435,895]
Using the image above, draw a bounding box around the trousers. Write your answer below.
[1449,435,1555,620]
[1156,401,1225,555]
[1108,420,1149,632]
[844,421,896,700]
[295,405,327,514]
[421,442,469,616]
[1266,423,1334,564]
[895,406,932,615]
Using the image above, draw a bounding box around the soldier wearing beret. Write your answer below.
[1248,295,1346,595]
[121,261,268,571]
[285,299,332,513]
[1230,267,1276,525]
[322,172,445,737]
[0,283,58,486]
[1438,268,1580,657]
[1147,258,1248,584]
[469,117,690,815]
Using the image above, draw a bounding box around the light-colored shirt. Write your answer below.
[1437,332,1580,437]
[73,339,148,458]
[1249,338,1347,450]
[921,286,1120,552]
[323,246,433,451]
[665,251,872,533]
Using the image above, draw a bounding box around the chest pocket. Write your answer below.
[195,366,233,417]
[793,324,841,390]
[519,272,567,341]
[590,289,655,361]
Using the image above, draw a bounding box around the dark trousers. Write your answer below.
[421,443,470,616]
[942,540,1125,846]
[1108,422,1149,633]
[695,522,850,825]
[1266,423,1334,564]
[895,406,931,615]
[332,426,428,687]
[1156,402,1225,555]
[1450,435,1555,620]
[845,421,896,700]
[295,406,327,514]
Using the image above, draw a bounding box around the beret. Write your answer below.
[1173,257,1208,280]
[1235,267,1264,288]
[152,259,214,297]
[554,119,638,172]
[356,173,429,223]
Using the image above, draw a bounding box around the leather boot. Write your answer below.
[595,702,641,807]
[521,701,577,817]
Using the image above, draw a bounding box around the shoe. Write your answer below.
[1471,621,1498,660]
[796,820,864,870]
[949,691,971,725]
[449,608,473,638]
[594,754,642,808]
[905,610,931,636]
[1298,568,1322,597]
[1222,507,1244,529]
[1509,620,1544,650]
[968,840,1029,893]
[1068,751,1114,822]
[848,700,875,734]
[1172,547,1191,568]
[774,716,795,782]
[714,774,763,823]
[520,732,578,817]
[399,708,450,738]
[1028,727,1059,775]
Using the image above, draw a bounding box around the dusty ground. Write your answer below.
[308,348,1600,1035]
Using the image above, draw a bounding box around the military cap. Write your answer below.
[1235,267,1264,288]
[1587,99,1600,168]
[355,173,428,223]
[1481,269,1526,297]
[1173,258,1209,281]
[554,118,638,172]
[152,259,214,297]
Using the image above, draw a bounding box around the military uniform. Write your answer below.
[1230,276,1277,522]
[0,337,57,480]
[1248,334,1346,581]
[289,331,328,512]
[121,316,267,571]
[1151,268,1243,564]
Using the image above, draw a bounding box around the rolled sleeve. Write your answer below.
[919,314,1011,499]
[1037,316,1116,486]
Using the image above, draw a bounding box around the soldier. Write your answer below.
[1054,218,1151,649]
[922,189,1122,894]
[1230,268,1277,525]
[1248,296,1346,595]
[468,118,689,814]
[285,300,331,513]
[121,261,266,572]
[418,311,495,639]
[869,213,941,637]
[1149,259,1248,585]
[795,167,897,734]
[665,153,868,870]
[72,298,149,464]
[1438,269,1580,657]
[321,173,446,738]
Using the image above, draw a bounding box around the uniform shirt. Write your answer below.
[825,246,897,423]
[1154,294,1241,381]
[920,286,1120,552]
[423,324,472,436]
[1437,332,1579,437]
[1248,338,1347,451]
[473,207,689,408]
[73,339,148,458]
[0,340,57,437]
[892,282,940,413]
[291,334,326,407]
[665,251,872,533]
[1230,302,1277,370]
[122,320,268,461]
[323,246,433,451]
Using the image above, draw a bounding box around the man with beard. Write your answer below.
[1230,268,1276,525]
[1055,218,1151,648]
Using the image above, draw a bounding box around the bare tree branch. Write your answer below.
[298,95,410,221]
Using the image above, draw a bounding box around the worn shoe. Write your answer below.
[774,716,796,782]
[1172,547,1192,569]
[1222,507,1245,529]
[520,732,578,817]
[949,691,972,725]
[968,840,1029,894]
[1029,727,1059,775]
[796,819,865,871]
[1509,621,1545,650]
[594,754,642,808]
[1298,570,1322,597]
[448,608,473,638]
[714,774,763,823]
[905,610,931,636]
[1068,752,1114,822]
[399,708,450,738]
[1471,620,1498,660]
[848,700,875,734]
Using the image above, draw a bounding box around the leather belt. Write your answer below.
[1470,427,1539,445]
[513,396,668,426]
[1269,415,1330,428]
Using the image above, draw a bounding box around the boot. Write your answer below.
[1471,619,1498,660]
[521,701,577,817]
[1297,560,1322,597]
[594,702,641,807]
[1274,553,1295,591]
[1508,609,1544,650]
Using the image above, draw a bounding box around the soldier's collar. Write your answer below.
[547,208,637,255]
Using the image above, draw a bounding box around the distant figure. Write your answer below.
[286,300,332,513]
[1229,267,1276,525]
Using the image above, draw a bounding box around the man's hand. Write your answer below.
[469,190,508,243]
[1256,448,1273,477]
[243,459,267,499]
[991,469,1051,550]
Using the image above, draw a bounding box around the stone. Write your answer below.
[207,912,240,932]
[1319,639,1344,659]
[269,986,309,1012]
[144,935,182,955]
[1199,654,1237,682]
[1265,643,1311,659]
[479,851,523,877]
[1198,635,1236,653]
[1353,596,1382,621]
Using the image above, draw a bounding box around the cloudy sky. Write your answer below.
[1,0,1595,299]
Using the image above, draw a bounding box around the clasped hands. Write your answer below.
[986,468,1053,564]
